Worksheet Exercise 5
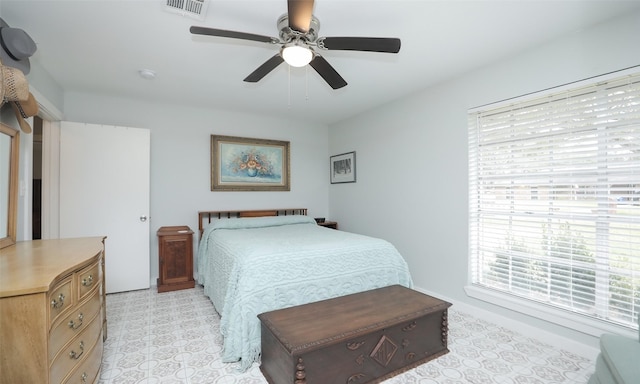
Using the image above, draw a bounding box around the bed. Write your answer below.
[196,209,413,370]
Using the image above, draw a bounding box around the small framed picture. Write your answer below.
[330,151,356,184]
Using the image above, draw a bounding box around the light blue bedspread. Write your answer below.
[196,215,413,370]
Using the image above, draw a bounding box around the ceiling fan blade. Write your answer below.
[190,26,276,44]
[320,37,401,53]
[243,54,285,83]
[309,55,347,90]
[287,0,314,33]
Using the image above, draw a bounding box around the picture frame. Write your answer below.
[330,151,356,184]
[211,135,290,191]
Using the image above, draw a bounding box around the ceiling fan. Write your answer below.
[190,0,401,90]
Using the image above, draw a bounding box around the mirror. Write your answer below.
[0,122,19,249]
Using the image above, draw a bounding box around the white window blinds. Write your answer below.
[468,72,640,329]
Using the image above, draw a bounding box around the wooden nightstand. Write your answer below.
[157,226,195,293]
[317,221,338,230]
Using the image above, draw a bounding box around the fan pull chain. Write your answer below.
[287,64,291,108]
[305,65,309,101]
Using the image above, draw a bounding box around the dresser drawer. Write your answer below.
[77,259,101,301]
[63,336,103,384]
[50,289,102,361]
[49,277,74,325]
[50,312,102,384]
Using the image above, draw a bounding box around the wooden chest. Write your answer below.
[258,285,452,384]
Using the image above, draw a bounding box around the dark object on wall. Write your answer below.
[32,179,41,240]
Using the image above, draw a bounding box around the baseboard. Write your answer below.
[413,285,600,360]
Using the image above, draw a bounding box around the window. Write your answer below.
[468,71,640,331]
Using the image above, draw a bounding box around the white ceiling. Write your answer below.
[2,0,640,125]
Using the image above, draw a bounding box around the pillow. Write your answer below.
[208,215,316,231]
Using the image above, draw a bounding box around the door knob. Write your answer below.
[140,215,148,222]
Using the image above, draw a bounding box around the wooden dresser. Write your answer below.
[0,237,107,384]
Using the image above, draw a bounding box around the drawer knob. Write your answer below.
[50,293,65,309]
[81,372,88,383]
[68,313,84,330]
[82,275,94,287]
[69,341,84,360]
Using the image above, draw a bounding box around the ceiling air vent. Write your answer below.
[166,0,208,20]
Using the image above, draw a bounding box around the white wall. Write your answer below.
[328,10,640,349]
[61,93,330,284]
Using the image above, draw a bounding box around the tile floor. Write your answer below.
[99,286,596,384]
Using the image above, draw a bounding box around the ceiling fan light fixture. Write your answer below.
[281,43,313,67]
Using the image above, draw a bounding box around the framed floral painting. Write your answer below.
[330,151,356,184]
[211,135,290,191]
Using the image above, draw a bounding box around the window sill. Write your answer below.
[464,284,637,339]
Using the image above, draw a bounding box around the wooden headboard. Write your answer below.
[198,208,308,237]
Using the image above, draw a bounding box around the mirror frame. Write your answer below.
[0,122,19,249]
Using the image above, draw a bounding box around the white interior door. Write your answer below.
[60,122,150,293]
